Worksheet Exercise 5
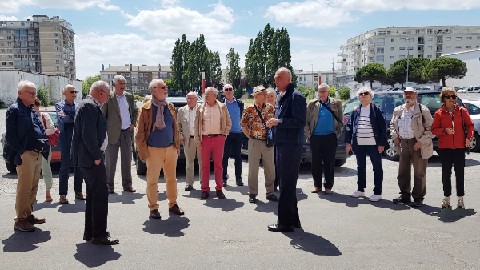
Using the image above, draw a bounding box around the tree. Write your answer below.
[388,58,430,86]
[423,57,467,86]
[226,48,241,89]
[355,63,387,88]
[37,86,51,106]
[338,86,351,100]
[82,74,101,95]
[170,34,190,93]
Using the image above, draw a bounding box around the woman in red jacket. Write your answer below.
[431,87,474,209]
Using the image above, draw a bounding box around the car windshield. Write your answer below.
[343,93,404,117]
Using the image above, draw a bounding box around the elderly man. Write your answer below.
[390,87,434,207]
[72,80,118,245]
[266,67,306,232]
[195,87,232,200]
[56,84,85,204]
[6,80,49,232]
[222,83,244,186]
[305,83,343,194]
[241,86,278,204]
[135,79,184,219]
[102,75,137,194]
[178,91,202,191]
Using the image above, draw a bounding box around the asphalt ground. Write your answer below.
[1,107,479,270]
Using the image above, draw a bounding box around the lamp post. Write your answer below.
[402,37,414,85]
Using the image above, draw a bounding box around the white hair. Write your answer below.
[89,80,110,95]
[205,87,218,96]
[275,67,292,81]
[148,79,165,91]
[265,87,276,95]
[186,91,198,98]
[17,80,36,92]
[113,75,126,86]
[223,84,233,90]
[63,84,75,93]
[318,83,330,91]
[357,86,374,98]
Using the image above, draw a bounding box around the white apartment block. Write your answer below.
[338,26,480,76]
[443,48,480,87]
[0,15,76,80]
[296,70,337,88]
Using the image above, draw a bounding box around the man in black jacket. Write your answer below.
[266,67,306,232]
[72,80,119,245]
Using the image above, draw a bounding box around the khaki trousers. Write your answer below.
[248,139,275,195]
[15,151,42,220]
[184,137,202,185]
[146,146,178,210]
[397,138,427,199]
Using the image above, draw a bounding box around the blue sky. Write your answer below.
[1,0,480,79]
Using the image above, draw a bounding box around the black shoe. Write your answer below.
[268,224,294,232]
[266,193,279,202]
[236,180,244,187]
[91,236,119,245]
[410,198,423,208]
[169,204,185,216]
[84,231,110,241]
[184,185,193,191]
[294,221,302,229]
[393,195,411,204]
[223,180,227,187]
[108,189,114,194]
[201,191,209,200]
[216,190,226,199]
[150,209,161,219]
[274,186,279,192]
[249,195,257,203]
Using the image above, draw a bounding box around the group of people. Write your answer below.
[5,66,473,244]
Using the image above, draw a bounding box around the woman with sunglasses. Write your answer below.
[431,86,474,209]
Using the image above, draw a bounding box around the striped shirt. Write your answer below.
[398,107,415,139]
[356,106,376,145]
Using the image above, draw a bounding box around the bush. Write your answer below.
[234,87,244,99]
[329,86,336,98]
[338,86,351,100]
[0,99,5,108]
[37,87,51,106]
[298,86,315,100]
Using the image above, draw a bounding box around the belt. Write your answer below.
[204,134,221,137]
[121,128,130,131]
[190,135,195,138]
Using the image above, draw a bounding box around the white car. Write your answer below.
[461,99,480,151]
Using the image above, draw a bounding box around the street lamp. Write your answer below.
[402,37,415,85]
[311,64,314,88]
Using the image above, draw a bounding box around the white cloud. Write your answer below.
[0,0,121,14]
[0,15,19,21]
[266,0,480,29]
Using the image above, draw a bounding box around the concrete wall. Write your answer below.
[0,70,82,106]
[445,50,480,87]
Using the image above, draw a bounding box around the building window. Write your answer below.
[391,38,394,42]
[390,47,394,51]
[408,47,414,50]
[54,39,59,44]
[399,47,405,50]
[427,55,432,59]
[446,37,451,41]
[390,55,395,59]
[427,29,433,34]
[466,36,472,40]
[455,46,462,49]
[456,37,462,41]
[466,46,472,49]
[377,47,384,54]
[399,55,405,59]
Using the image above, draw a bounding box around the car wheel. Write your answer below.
[6,161,16,174]
[384,138,399,161]
[136,159,147,175]
[334,159,346,167]
[471,132,480,152]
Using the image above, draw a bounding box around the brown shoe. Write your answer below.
[59,195,69,204]
[14,219,35,232]
[123,187,136,192]
[75,192,86,200]
[169,204,185,216]
[150,209,161,219]
[311,187,321,193]
[216,190,226,199]
[26,214,46,225]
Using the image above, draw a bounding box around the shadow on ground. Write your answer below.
[431,208,476,223]
[142,216,190,237]
[74,243,121,267]
[286,230,342,256]
[108,192,145,205]
[2,229,51,252]
[204,198,245,212]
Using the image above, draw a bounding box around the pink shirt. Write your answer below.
[202,103,222,135]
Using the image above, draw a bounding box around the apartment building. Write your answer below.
[0,15,76,79]
[338,26,480,76]
[296,70,337,88]
[100,64,172,95]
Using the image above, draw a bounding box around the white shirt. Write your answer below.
[398,106,415,139]
[356,105,376,145]
[116,93,131,130]
[188,105,197,135]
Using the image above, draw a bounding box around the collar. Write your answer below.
[188,104,198,111]
[225,98,237,104]
[88,95,101,106]
[17,98,32,110]
[64,99,76,106]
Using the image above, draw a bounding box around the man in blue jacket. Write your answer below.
[266,67,306,232]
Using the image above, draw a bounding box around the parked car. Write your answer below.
[466,86,480,93]
[2,110,61,174]
[134,95,203,175]
[343,91,464,160]
[460,99,480,152]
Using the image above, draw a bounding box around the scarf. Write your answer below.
[152,96,167,130]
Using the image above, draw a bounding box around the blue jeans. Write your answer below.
[355,145,383,195]
[59,126,84,195]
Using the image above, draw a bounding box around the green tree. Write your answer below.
[338,86,351,100]
[226,48,242,89]
[355,63,387,88]
[388,58,430,86]
[37,86,51,106]
[170,34,190,93]
[82,74,101,95]
[207,51,222,88]
[423,57,467,86]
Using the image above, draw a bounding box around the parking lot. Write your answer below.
[1,103,480,269]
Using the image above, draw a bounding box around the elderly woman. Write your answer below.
[431,87,474,209]
[345,87,387,202]
[33,98,55,202]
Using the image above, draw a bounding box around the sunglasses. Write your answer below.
[224,88,233,91]
[444,95,457,100]
[358,92,370,96]
[70,90,78,94]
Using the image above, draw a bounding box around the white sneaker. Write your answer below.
[350,191,365,198]
[457,196,464,209]
[441,196,450,209]
[369,194,382,202]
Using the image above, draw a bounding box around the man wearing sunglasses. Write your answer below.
[56,84,85,204]
[390,87,434,208]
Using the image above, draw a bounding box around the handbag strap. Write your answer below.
[254,104,268,129]
[317,99,342,124]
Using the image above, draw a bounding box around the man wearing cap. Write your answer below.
[390,87,434,207]
[241,86,278,204]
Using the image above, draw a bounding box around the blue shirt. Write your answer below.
[225,99,242,133]
[55,100,77,133]
[313,102,334,136]
[147,104,174,148]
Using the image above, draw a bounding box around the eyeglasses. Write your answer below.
[359,92,370,96]
[70,90,78,94]
[445,95,457,100]
[224,88,233,91]
[25,91,37,97]
[160,86,167,89]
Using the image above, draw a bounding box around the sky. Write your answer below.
[1,0,480,80]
